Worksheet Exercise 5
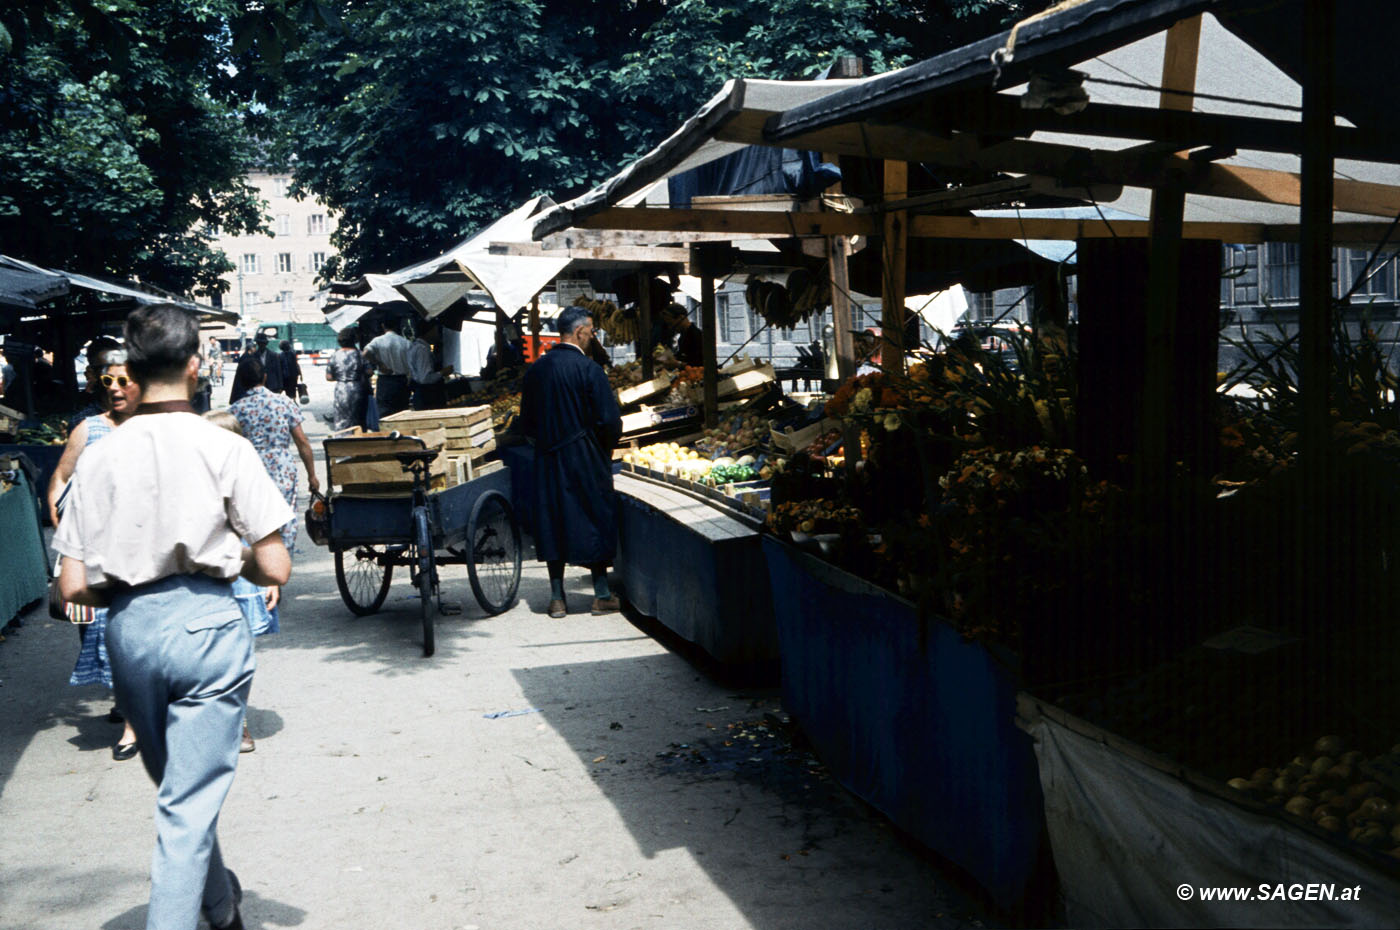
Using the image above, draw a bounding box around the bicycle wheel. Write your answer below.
[413,506,436,657]
[467,490,522,615]
[334,546,393,616]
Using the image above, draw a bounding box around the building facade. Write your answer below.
[210,171,337,336]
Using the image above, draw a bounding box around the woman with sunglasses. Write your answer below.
[48,350,142,759]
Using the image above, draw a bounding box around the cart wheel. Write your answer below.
[467,490,522,615]
[413,506,436,657]
[334,546,393,616]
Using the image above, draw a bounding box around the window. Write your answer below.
[272,177,290,197]
[716,293,733,342]
[1347,248,1394,298]
[206,222,221,237]
[1221,244,1259,307]
[309,251,327,273]
[275,214,291,236]
[276,253,293,273]
[280,290,294,312]
[968,291,996,321]
[307,213,326,235]
[1264,243,1300,301]
[240,253,260,275]
[244,291,260,312]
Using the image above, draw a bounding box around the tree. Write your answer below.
[0,1,280,297]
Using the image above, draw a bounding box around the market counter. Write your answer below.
[614,473,778,667]
[0,470,50,625]
[0,444,64,520]
[762,535,1045,909]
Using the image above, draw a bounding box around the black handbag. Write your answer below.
[296,382,310,405]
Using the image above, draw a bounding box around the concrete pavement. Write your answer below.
[0,371,993,930]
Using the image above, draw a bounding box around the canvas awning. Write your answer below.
[386,195,572,318]
[0,255,69,311]
[760,0,1400,237]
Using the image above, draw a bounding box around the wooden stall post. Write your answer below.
[1140,15,1201,485]
[881,160,909,375]
[636,269,654,380]
[1299,0,1336,634]
[690,243,727,428]
[827,236,856,381]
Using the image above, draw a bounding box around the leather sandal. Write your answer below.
[240,725,255,754]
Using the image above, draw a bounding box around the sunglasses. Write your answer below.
[100,374,134,388]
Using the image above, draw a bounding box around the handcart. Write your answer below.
[315,432,522,656]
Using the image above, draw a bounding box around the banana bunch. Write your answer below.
[746,270,830,330]
[576,297,639,345]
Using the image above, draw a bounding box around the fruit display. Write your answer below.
[695,412,767,457]
[705,462,757,485]
[767,499,863,537]
[1226,736,1400,862]
[664,366,705,405]
[606,360,646,392]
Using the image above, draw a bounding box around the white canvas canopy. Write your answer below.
[387,195,571,318]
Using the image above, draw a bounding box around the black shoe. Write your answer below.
[212,908,245,930]
[112,741,138,761]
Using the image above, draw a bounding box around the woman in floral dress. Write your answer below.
[228,357,321,552]
[49,351,141,759]
[325,327,371,431]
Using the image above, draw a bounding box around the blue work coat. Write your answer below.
[520,344,622,564]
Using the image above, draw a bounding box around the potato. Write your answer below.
[1284,796,1314,818]
[1318,815,1344,832]
[1314,735,1345,756]
[1309,756,1335,777]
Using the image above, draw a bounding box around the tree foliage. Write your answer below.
[0,1,277,297]
[274,0,1048,280]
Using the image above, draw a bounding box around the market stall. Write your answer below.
[0,457,49,627]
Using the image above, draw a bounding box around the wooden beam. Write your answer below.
[488,241,689,263]
[757,91,1400,165]
[541,228,749,249]
[881,161,909,375]
[755,122,1400,219]
[575,206,872,237]
[906,214,1392,243]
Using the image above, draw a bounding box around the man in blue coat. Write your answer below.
[520,305,623,618]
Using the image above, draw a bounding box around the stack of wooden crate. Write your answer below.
[380,405,499,485]
[326,428,450,495]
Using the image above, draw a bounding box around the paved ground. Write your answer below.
[0,369,994,930]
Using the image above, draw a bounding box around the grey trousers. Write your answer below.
[105,574,253,930]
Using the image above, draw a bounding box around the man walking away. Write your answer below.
[278,340,302,401]
[363,315,412,417]
[519,305,623,618]
[56,303,293,930]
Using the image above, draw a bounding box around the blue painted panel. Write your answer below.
[762,535,1044,907]
[615,491,778,665]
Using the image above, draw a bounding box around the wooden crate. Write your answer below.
[617,374,674,407]
[326,429,448,492]
[717,363,775,400]
[381,405,495,456]
[0,403,22,436]
[771,416,839,453]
